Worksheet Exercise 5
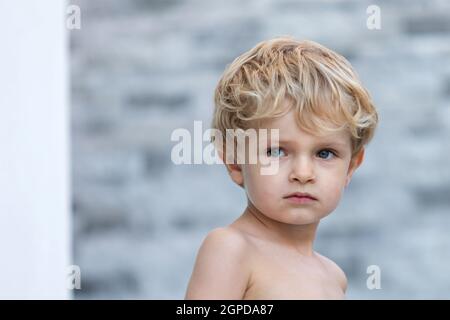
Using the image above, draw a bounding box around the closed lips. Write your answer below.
[284,192,317,200]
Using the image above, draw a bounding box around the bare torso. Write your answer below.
[228,220,346,300]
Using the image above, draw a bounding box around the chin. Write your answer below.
[270,211,318,225]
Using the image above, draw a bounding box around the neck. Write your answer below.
[241,201,319,257]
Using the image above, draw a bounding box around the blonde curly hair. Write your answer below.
[212,36,378,159]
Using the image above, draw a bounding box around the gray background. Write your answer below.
[71,0,450,299]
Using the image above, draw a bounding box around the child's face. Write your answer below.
[227,109,364,226]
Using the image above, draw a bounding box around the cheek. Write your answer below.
[320,168,348,202]
[243,166,282,204]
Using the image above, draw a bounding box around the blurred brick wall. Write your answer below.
[71,0,450,298]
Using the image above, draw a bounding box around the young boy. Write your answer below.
[185,36,378,299]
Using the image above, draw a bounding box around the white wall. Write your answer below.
[0,1,71,299]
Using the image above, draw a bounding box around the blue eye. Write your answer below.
[267,147,285,158]
[317,149,335,160]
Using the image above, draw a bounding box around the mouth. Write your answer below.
[283,192,318,204]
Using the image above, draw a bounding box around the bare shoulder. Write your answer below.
[199,227,251,259]
[205,226,250,250]
[315,252,348,292]
[185,227,251,299]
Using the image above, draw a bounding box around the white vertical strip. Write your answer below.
[0,1,71,299]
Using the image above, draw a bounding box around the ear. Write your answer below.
[345,147,365,187]
[217,148,245,188]
[225,163,245,187]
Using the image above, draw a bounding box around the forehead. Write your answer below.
[257,110,351,146]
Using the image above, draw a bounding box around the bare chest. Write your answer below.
[242,248,345,300]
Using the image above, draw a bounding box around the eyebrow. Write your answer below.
[274,139,349,148]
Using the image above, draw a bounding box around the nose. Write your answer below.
[288,155,316,184]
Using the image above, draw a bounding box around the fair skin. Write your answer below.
[185,109,365,299]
